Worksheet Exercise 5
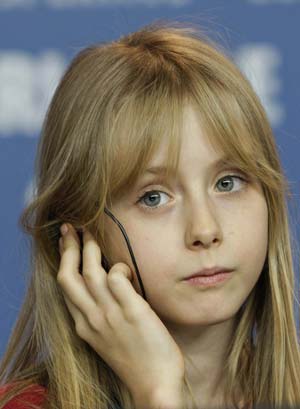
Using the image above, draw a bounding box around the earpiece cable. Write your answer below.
[104,207,147,301]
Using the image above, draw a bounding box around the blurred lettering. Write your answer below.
[0,51,66,137]
[235,43,285,127]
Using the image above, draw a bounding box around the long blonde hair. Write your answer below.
[1,19,299,409]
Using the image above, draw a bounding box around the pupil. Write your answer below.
[221,179,232,189]
[146,193,159,205]
[149,194,158,202]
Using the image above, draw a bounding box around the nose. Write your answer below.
[184,197,222,250]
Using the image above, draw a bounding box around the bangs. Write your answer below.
[105,80,185,206]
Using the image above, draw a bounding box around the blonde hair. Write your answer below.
[1,19,300,409]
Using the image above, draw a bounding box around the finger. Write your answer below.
[61,290,82,323]
[61,291,92,340]
[57,226,96,314]
[107,266,145,314]
[61,225,122,312]
[80,227,116,304]
[82,227,103,272]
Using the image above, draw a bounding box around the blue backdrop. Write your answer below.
[0,0,299,358]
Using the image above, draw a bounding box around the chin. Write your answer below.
[163,311,237,329]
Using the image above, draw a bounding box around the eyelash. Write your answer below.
[136,174,248,213]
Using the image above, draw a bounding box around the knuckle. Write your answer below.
[86,310,103,332]
[56,270,66,285]
[75,319,87,339]
[126,301,147,322]
[81,269,93,280]
[104,307,120,328]
[125,306,142,322]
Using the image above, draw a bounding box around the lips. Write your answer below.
[184,267,233,280]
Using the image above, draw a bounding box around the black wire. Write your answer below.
[104,207,147,301]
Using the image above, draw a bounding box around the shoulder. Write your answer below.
[0,383,47,408]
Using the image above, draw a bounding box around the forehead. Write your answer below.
[138,106,230,179]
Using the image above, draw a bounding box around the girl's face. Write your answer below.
[104,104,268,328]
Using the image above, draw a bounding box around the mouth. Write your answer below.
[183,267,233,280]
[183,270,234,287]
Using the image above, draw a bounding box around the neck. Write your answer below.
[164,315,241,408]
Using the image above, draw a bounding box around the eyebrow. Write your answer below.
[144,155,232,176]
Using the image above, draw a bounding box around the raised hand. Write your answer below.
[57,223,186,409]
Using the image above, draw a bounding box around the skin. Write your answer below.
[58,103,268,409]
[104,103,269,407]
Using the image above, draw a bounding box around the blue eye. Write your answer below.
[137,191,169,210]
[216,175,246,192]
[136,174,248,212]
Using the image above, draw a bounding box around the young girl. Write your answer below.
[0,19,300,409]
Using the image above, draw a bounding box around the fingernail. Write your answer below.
[60,223,69,236]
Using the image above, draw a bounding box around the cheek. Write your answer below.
[103,217,172,290]
[103,217,135,268]
[237,196,268,264]
[231,194,269,296]
[129,232,174,285]
[118,221,182,299]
